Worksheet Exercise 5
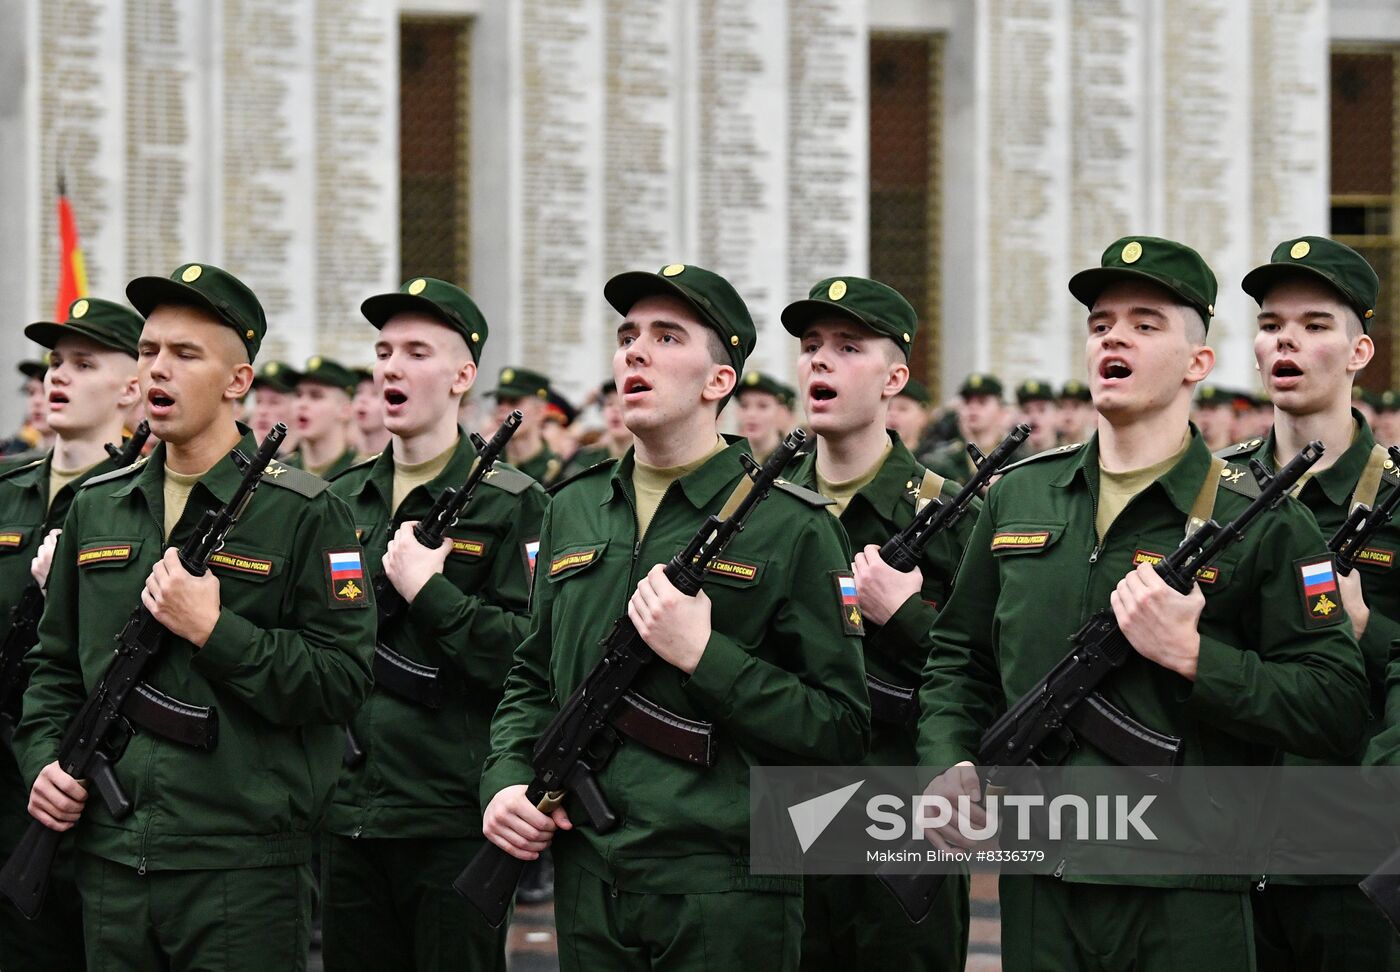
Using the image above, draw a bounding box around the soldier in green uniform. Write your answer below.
[886,377,931,453]
[490,367,563,486]
[0,296,145,969]
[1,360,54,461]
[1191,385,1236,451]
[916,237,1369,972]
[352,366,390,459]
[481,263,870,972]
[1015,378,1059,454]
[321,277,547,971]
[1375,389,1400,447]
[736,370,797,464]
[1055,378,1095,445]
[288,355,361,479]
[1212,236,1400,971]
[924,373,1022,481]
[780,275,973,972]
[248,359,300,455]
[15,263,375,970]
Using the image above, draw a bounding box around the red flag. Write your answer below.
[54,173,88,321]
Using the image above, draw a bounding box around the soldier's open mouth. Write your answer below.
[1100,359,1132,380]
[623,377,651,394]
[48,392,69,405]
[149,392,175,408]
[384,390,407,406]
[1273,361,1303,378]
[810,384,837,401]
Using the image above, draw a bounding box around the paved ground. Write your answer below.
[309,872,1005,971]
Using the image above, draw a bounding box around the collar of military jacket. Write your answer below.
[112,425,258,508]
[1249,408,1375,509]
[348,431,474,508]
[1050,424,1215,518]
[789,430,918,522]
[606,434,752,510]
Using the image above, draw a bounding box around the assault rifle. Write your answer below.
[0,422,152,732]
[867,424,1030,724]
[0,424,285,919]
[343,411,522,768]
[1328,445,1400,575]
[879,441,1325,923]
[453,429,808,927]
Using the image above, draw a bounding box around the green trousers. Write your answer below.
[320,834,507,972]
[999,875,1256,972]
[553,857,802,972]
[1253,881,1400,971]
[76,853,312,971]
[0,769,84,970]
[800,873,968,972]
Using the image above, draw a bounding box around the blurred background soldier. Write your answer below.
[735,370,797,463]
[885,377,930,454]
[1015,378,1059,454]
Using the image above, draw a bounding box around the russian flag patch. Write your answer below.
[1296,556,1343,628]
[833,570,864,636]
[326,549,369,608]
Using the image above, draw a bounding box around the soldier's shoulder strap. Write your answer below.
[259,459,330,498]
[995,442,1084,477]
[1216,459,1262,500]
[483,464,537,496]
[901,465,947,511]
[83,455,149,487]
[546,456,618,496]
[1213,439,1263,461]
[0,456,47,482]
[773,477,834,507]
[1350,444,1396,512]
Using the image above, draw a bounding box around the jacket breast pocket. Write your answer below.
[545,540,609,584]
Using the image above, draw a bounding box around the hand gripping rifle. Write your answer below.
[0,423,153,735]
[879,440,1326,923]
[453,429,808,927]
[1328,445,1400,576]
[342,411,522,768]
[867,424,1030,724]
[0,424,285,919]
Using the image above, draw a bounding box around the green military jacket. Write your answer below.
[919,429,1368,889]
[559,444,610,482]
[482,438,870,894]
[326,433,547,838]
[0,451,128,835]
[789,433,978,764]
[1219,414,1400,884]
[15,432,375,872]
[923,435,1031,483]
[286,446,360,481]
[516,445,563,488]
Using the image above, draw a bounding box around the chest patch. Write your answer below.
[208,552,273,577]
[1131,549,1218,584]
[77,544,133,567]
[0,531,24,549]
[448,537,486,558]
[1356,547,1394,569]
[550,549,597,576]
[991,531,1050,552]
[833,570,864,636]
[1296,556,1344,629]
[326,549,369,608]
[705,558,758,581]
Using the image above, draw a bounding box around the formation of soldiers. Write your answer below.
[0,232,1395,972]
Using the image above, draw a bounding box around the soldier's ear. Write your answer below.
[1349,332,1375,376]
[883,361,910,401]
[226,362,255,402]
[452,359,478,398]
[117,372,141,410]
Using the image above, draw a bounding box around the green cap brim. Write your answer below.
[1068,267,1212,319]
[1240,263,1370,324]
[780,298,878,338]
[604,272,730,349]
[23,321,136,357]
[360,293,482,361]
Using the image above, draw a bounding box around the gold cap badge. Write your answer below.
[71,299,89,319]
[501,368,515,383]
[408,278,427,295]
[970,374,983,388]
[309,355,322,369]
[729,335,740,346]
[181,265,203,283]
[1366,309,1375,319]
[1290,240,1311,259]
[662,264,685,277]
[746,372,759,385]
[266,362,280,375]
[1121,241,1143,264]
[828,280,847,300]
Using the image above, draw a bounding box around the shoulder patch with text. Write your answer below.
[1296,556,1344,628]
[1356,547,1395,570]
[77,544,133,567]
[991,531,1050,553]
[833,570,864,636]
[326,549,369,608]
